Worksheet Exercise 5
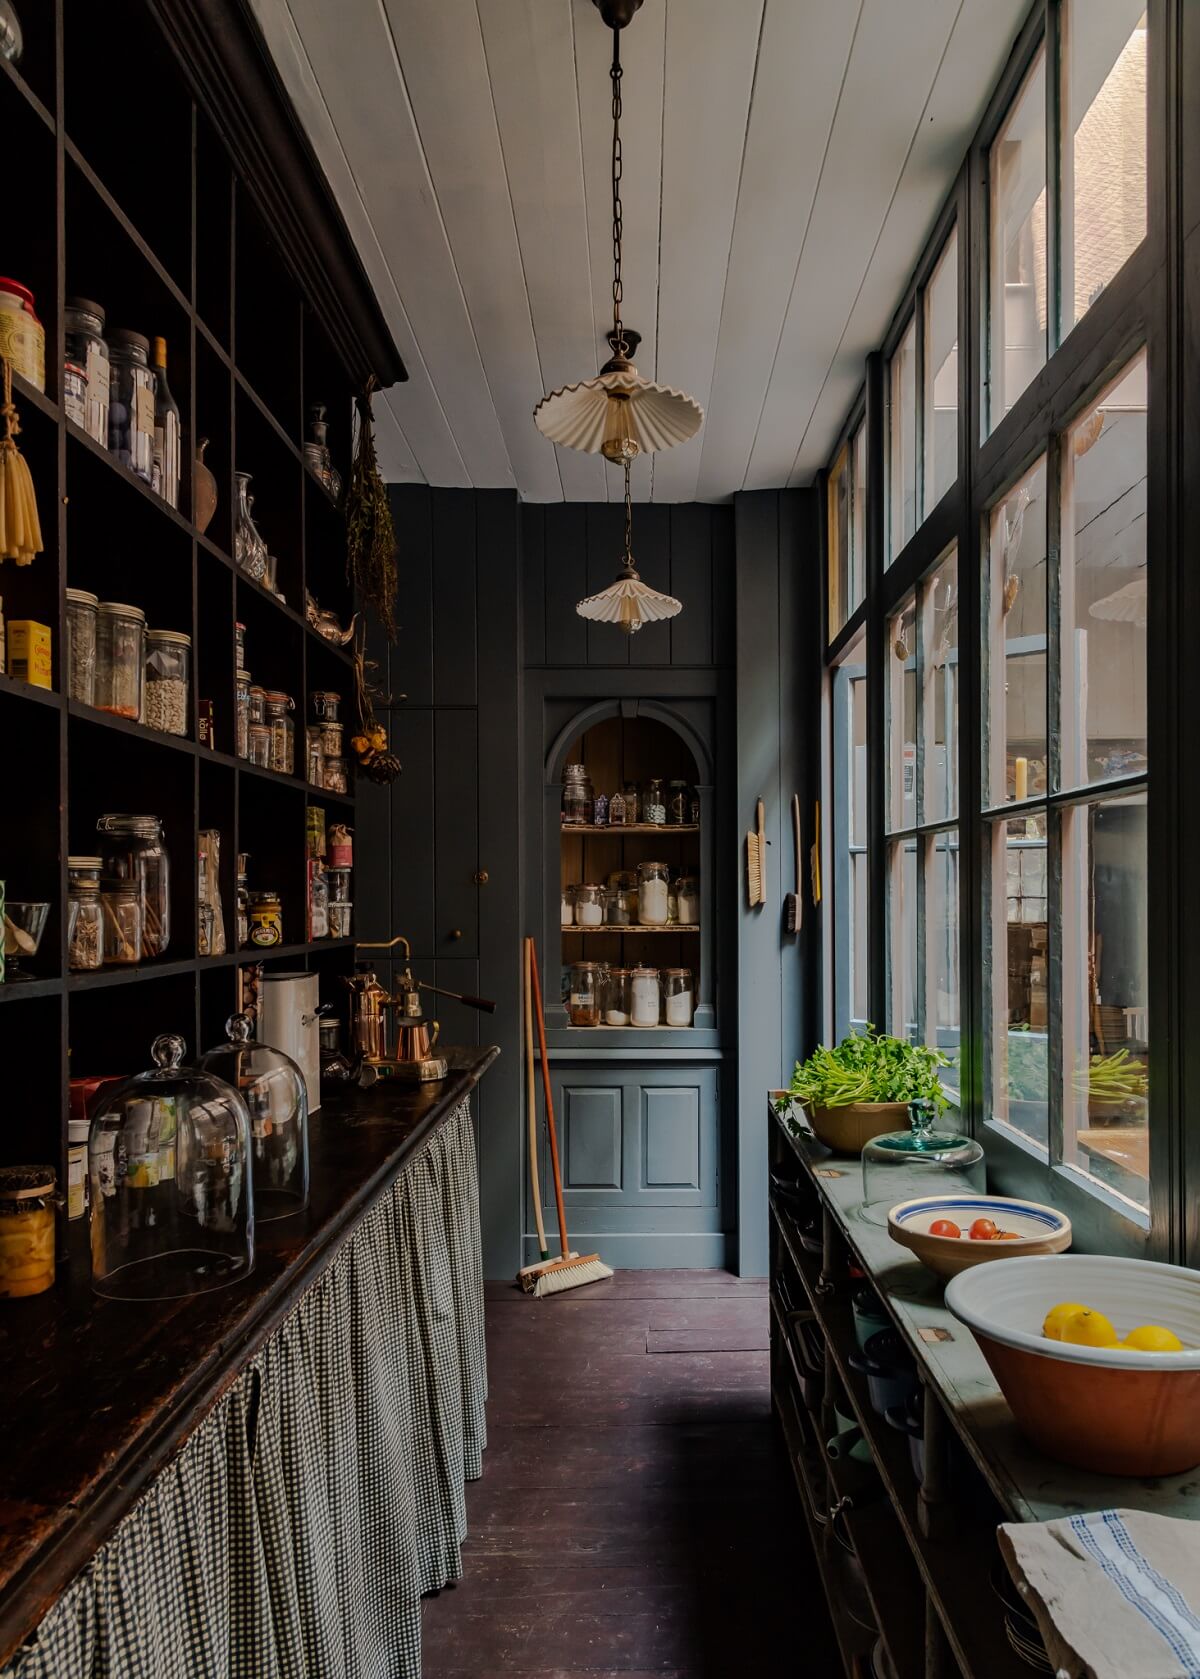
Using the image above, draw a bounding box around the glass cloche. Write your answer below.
[860,1099,985,1226]
[200,1014,309,1221]
[89,1034,254,1299]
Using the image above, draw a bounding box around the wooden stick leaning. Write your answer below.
[519,936,613,1298]
[524,939,550,1262]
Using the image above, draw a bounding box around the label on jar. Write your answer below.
[154,410,180,508]
[250,913,282,947]
[134,382,156,446]
[67,1145,87,1220]
[0,310,44,390]
[85,343,109,444]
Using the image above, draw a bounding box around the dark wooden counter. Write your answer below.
[0,1045,498,1666]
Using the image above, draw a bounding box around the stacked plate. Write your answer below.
[990,1560,1052,1672]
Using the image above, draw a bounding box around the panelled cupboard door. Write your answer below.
[545,1065,718,1213]
[434,709,479,957]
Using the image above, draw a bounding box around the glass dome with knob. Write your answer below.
[88,1033,255,1300]
[200,1014,309,1221]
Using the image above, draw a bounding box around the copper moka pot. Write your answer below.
[347,937,495,1083]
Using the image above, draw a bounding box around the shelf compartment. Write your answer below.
[563,923,700,934]
[0,997,64,1166]
[562,824,699,836]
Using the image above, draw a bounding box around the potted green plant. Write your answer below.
[782,1027,951,1155]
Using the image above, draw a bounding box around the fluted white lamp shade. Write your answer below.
[535,368,703,462]
[1089,576,1147,628]
[576,570,682,636]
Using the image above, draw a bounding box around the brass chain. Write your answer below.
[622,459,634,572]
[610,28,624,351]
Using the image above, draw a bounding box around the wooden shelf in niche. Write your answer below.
[562,824,698,836]
[563,924,700,935]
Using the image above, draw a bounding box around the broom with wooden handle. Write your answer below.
[515,937,554,1283]
[519,936,613,1297]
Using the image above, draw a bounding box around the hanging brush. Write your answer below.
[0,358,43,565]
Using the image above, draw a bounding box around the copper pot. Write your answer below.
[395,1018,440,1062]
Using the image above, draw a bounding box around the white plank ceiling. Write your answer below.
[251,0,1030,501]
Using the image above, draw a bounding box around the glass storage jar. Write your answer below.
[319,721,344,773]
[95,601,145,720]
[265,691,295,774]
[560,884,575,927]
[0,1166,56,1299]
[249,891,283,947]
[306,725,323,786]
[637,861,670,926]
[630,966,661,1028]
[65,587,98,705]
[64,297,109,445]
[561,764,594,826]
[567,961,606,1027]
[572,882,607,927]
[311,690,341,723]
[860,1102,986,1226]
[667,780,692,824]
[662,968,695,1027]
[67,855,104,971]
[621,782,640,824]
[97,812,170,957]
[248,723,271,767]
[326,867,352,905]
[642,778,666,825]
[606,870,637,926]
[308,864,329,939]
[144,630,190,736]
[676,874,700,927]
[200,1014,308,1221]
[63,360,87,430]
[0,277,44,390]
[235,670,251,759]
[88,1034,255,1301]
[323,756,348,795]
[100,877,143,965]
[248,684,267,727]
[604,967,632,1026]
[108,329,157,482]
[328,900,352,938]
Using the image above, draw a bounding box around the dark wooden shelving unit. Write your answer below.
[0,0,403,1180]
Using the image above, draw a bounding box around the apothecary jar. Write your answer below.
[572,882,607,928]
[200,1015,309,1221]
[568,961,607,1027]
[636,861,670,926]
[662,968,695,1027]
[630,966,662,1028]
[97,812,170,957]
[88,1034,255,1300]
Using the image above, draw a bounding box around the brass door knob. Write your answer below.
[473,869,489,885]
[449,928,463,940]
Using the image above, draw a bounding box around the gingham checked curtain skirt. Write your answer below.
[2,1098,487,1679]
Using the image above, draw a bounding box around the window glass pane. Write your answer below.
[833,643,869,1037]
[888,319,917,559]
[1063,5,1147,332]
[987,809,1049,1148]
[1060,351,1147,789]
[888,838,919,1042]
[850,419,867,614]
[985,458,1048,807]
[1062,791,1148,1211]
[887,592,917,833]
[928,830,961,1097]
[989,48,1047,429]
[924,549,959,824]
[924,229,958,507]
[827,442,850,637]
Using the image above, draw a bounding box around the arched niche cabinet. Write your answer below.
[542,698,718,1046]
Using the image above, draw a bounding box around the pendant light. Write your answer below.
[533,0,703,466]
[575,458,682,635]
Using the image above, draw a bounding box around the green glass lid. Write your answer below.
[862,1099,981,1163]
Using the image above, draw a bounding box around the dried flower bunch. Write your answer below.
[350,629,401,784]
[345,375,398,640]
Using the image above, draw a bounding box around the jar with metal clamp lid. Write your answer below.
[0,1166,57,1298]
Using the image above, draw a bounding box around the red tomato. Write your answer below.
[929,1218,961,1239]
[997,1230,1021,1240]
[969,1217,999,1241]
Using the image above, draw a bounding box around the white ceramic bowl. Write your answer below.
[887,1194,1071,1279]
[946,1254,1200,1475]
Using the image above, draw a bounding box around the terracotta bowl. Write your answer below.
[945,1254,1200,1476]
[887,1194,1071,1280]
[807,1101,909,1155]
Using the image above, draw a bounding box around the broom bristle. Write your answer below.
[516,1250,577,1292]
[530,1253,614,1297]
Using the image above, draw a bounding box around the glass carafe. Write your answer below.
[234,471,268,581]
[200,1015,309,1221]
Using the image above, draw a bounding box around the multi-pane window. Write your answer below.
[924,229,959,508]
[831,634,868,1038]
[828,419,867,638]
[886,550,961,1090]
[887,320,918,560]
[1062,4,1147,334]
[983,352,1148,1212]
[988,47,1047,429]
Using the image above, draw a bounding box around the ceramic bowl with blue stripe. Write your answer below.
[887,1193,1071,1279]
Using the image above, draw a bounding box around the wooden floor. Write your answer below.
[422,1269,837,1677]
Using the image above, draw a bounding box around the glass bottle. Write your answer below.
[621,782,641,825]
[662,968,695,1027]
[604,967,632,1026]
[65,298,110,446]
[65,587,99,705]
[676,874,701,927]
[234,471,268,581]
[150,336,181,509]
[144,629,191,736]
[630,967,661,1028]
[304,403,336,496]
[95,601,146,720]
[642,778,667,825]
[108,330,157,482]
[567,961,606,1027]
[637,861,671,926]
[101,877,143,965]
[265,691,295,774]
[561,764,594,826]
[87,1034,255,1300]
[235,669,251,759]
[667,780,692,825]
[97,813,170,957]
[67,855,104,971]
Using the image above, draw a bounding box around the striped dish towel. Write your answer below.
[999,1509,1200,1679]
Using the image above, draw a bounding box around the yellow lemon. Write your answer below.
[1123,1324,1184,1353]
[1060,1308,1119,1348]
[1042,1301,1088,1341]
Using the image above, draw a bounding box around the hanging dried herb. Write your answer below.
[350,626,402,784]
[345,375,398,640]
